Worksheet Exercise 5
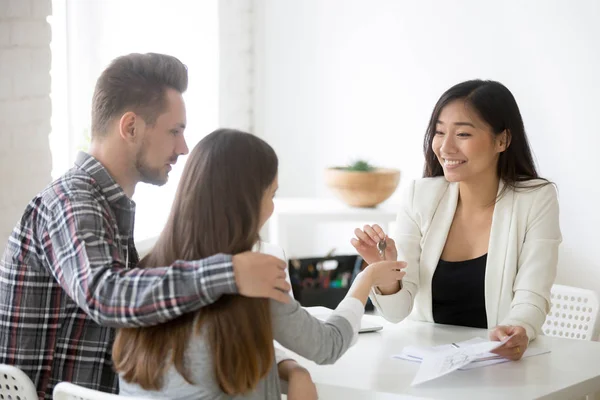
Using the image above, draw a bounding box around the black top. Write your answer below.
[432,254,488,329]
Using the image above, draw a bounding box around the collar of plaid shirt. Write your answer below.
[75,151,137,234]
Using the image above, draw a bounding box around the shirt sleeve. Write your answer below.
[43,194,237,328]
[270,297,363,365]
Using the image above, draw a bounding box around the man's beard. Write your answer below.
[135,142,168,186]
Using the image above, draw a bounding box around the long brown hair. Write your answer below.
[423,80,550,197]
[112,129,279,394]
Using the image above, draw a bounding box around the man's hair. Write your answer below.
[91,52,188,137]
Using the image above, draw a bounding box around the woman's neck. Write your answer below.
[458,174,500,211]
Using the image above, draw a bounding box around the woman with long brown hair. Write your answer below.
[113,129,406,399]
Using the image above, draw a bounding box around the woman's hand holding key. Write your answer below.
[351,224,404,295]
[351,224,398,265]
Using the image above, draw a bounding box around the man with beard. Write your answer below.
[0,53,291,399]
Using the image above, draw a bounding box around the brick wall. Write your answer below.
[0,0,53,244]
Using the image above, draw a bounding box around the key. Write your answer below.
[377,238,387,260]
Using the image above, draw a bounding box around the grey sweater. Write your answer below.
[119,297,363,399]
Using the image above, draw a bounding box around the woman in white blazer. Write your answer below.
[352,80,561,361]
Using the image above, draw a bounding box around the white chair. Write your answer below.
[0,364,39,400]
[543,284,599,341]
[53,382,151,400]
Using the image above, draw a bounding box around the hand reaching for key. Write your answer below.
[351,224,398,265]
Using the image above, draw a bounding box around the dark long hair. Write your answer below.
[423,80,549,195]
[113,129,278,394]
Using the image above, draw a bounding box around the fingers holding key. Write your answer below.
[352,224,399,264]
[354,227,376,247]
[363,224,385,243]
[371,224,387,241]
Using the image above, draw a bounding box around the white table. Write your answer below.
[267,198,399,254]
[290,316,600,399]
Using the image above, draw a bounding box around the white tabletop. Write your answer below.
[290,316,600,399]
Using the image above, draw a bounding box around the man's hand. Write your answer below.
[232,252,291,303]
[489,325,529,361]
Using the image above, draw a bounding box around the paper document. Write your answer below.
[394,336,550,386]
[394,337,550,370]
[411,339,510,386]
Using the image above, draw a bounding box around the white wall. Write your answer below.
[0,0,53,244]
[254,0,600,292]
[219,0,255,132]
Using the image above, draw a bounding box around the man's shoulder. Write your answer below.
[40,168,102,210]
[12,168,101,226]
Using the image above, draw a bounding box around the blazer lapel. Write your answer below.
[419,182,459,322]
[485,182,514,328]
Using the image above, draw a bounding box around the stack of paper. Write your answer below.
[392,337,550,386]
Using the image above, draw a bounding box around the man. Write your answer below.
[0,53,290,399]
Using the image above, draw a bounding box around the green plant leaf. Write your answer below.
[344,160,375,172]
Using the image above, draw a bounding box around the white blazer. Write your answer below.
[370,177,561,340]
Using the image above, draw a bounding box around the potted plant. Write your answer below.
[325,160,400,207]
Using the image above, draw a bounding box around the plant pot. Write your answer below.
[324,168,401,207]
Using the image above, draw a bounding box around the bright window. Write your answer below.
[50,0,219,242]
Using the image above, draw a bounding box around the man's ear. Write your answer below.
[118,112,138,142]
[497,129,511,153]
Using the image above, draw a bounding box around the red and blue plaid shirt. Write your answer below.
[0,152,237,399]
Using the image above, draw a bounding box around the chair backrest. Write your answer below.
[53,382,152,400]
[0,364,39,400]
[543,284,599,341]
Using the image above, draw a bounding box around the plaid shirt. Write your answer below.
[0,152,237,399]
